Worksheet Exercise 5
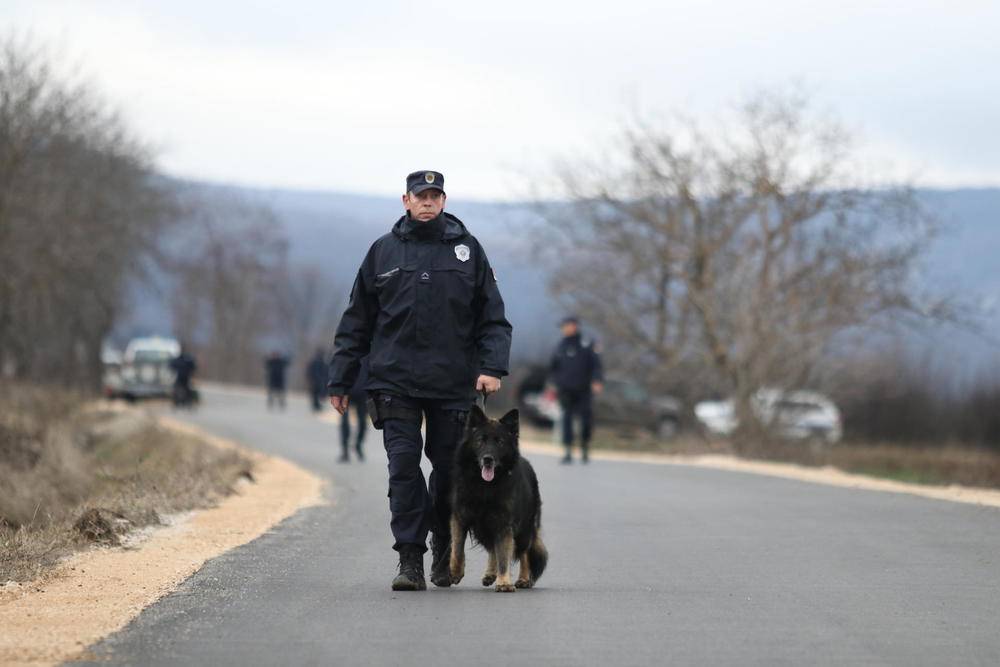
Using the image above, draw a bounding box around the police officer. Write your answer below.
[327,170,511,591]
[265,351,290,411]
[169,343,198,408]
[338,359,369,463]
[549,316,603,463]
[306,348,328,412]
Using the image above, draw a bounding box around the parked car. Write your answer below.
[517,366,681,438]
[694,388,843,444]
[106,336,181,401]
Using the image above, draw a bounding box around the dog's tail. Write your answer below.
[529,533,548,583]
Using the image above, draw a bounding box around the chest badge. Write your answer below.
[454,244,470,262]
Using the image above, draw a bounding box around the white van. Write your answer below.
[112,336,181,400]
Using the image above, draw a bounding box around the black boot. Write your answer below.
[355,441,365,462]
[338,444,350,463]
[429,532,451,588]
[391,544,426,591]
[560,448,573,464]
[581,443,590,464]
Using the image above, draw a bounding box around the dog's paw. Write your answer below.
[495,582,516,593]
[481,574,496,586]
[449,568,464,585]
[514,578,533,589]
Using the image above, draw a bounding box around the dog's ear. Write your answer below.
[498,409,519,436]
[466,404,489,430]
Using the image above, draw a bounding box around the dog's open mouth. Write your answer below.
[481,461,495,482]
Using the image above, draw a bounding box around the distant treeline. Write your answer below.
[0,36,341,391]
[834,352,1000,449]
[0,37,174,387]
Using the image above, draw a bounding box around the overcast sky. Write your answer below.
[6,0,1000,200]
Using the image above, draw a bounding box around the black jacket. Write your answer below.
[265,355,290,389]
[306,355,328,389]
[549,334,603,393]
[328,212,512,401]
[169,353,197,384]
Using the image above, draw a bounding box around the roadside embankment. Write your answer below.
[520,437,1000,508]
[0,387,325,666]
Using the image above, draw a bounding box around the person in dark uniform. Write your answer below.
[328,170,512,591]
[549,316,603,464]
[265,351,290,411]
[338,359,369,462]
[306,349,328,412]
[169,343,198,408]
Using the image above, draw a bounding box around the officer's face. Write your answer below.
[561,321,578,337]
[403,189,446,222]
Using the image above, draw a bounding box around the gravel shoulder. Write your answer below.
[519,438,1000,508]
[0,416,325,667]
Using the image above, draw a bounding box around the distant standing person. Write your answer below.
[265,351,290,411]
[306,349,328,412]
[339,360,369,463]
[549,316,603,463]
[169,343,198,408]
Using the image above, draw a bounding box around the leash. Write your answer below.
[479,389,489,411]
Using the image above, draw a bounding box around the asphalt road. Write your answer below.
[73,387,1000,666]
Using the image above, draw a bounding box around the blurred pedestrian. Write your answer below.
[548,316,603,463]
[169,343,198,409]
[306,349,327,412]
[265,351,290,410]
[339,360,369,462]
[327,169,511,591]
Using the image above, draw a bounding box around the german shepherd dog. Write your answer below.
[449,406,548,592]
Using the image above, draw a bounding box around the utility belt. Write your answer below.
[366,393,422,430]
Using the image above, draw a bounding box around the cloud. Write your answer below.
[6,0,1000,198]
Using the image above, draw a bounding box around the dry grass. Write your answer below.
[528,423,1000,489]
[0,383,252,583]
[760,440,1000,488]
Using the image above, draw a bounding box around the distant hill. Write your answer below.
[121,183,1000,371]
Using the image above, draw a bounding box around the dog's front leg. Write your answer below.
[494,531,516,592]
[449,515,467,585]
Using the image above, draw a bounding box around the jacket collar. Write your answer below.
[392,211,469,242]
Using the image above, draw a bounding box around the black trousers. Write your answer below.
[559,389,593,449]
[339,398,368,455]
[310,386,324,412]
[267,385,286,410]
[379,394,470,552]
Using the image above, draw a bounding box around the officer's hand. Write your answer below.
[476,375,502,395]
[330,395,350,415]
[591,381,604,395]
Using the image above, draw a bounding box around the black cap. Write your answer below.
[560,315,580,326]
[406,170,445,195]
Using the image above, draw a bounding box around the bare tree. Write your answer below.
[167,186,288,385]
[273,262,343,389]
[538,89,945,441]
[0,35,175,388]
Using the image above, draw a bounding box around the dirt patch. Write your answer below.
[520,438,1000,508]
[0,416,325,666]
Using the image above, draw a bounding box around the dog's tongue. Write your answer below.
[481,465,495,482]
